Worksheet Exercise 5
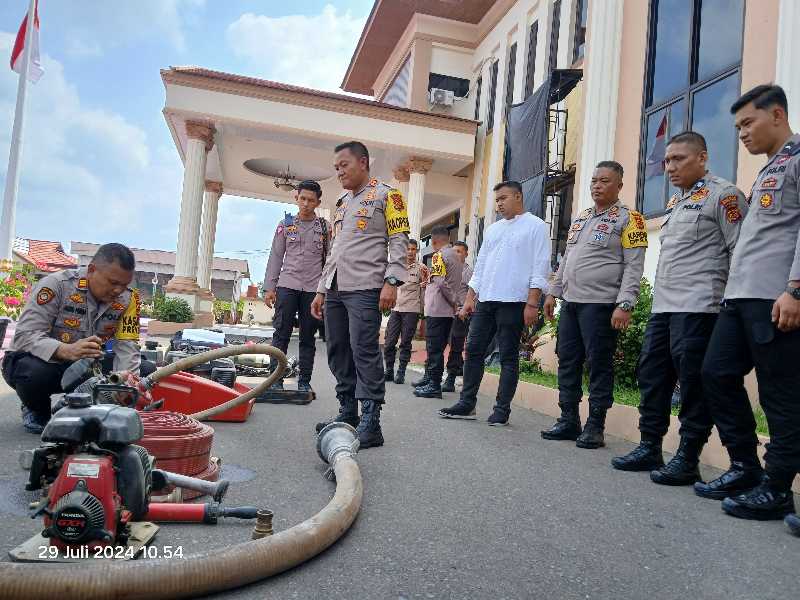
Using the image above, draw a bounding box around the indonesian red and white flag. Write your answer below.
[645,113,667,178]
[10,0,44,83]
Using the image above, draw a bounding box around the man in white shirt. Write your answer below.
[438,181,550,425]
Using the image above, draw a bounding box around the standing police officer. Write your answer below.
[1,244,143,433]
[699,85,800,529]
[414,227,462,399]
[612,132,748,486]
[542,161,647,449]
[311,141,410,448]
[442,240,473,393]
[263,180,330,392]
[383,239,427,385]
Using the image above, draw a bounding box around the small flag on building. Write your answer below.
[645,113,667,178]
[10,0,43,83]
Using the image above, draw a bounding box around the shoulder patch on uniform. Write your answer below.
[385,189,410,236]
[621,211,648,249]
[720,194,743,223]
[36,287,55,305]
[115,290,140,341]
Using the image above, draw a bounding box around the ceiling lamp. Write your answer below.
[273,165,297,192]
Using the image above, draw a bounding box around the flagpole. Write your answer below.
[0,0,37,272]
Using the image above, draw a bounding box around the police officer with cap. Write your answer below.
[699,85,800,532]
[311,141,410,448]
[263,180,330,392]
[542,161,647,449]
[612,131,748,486]
[1,243,144,433]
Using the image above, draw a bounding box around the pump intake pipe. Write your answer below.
[139,344,288,420]
[0,423,362,600]
[151,469,230,503]
[144,502,259,524]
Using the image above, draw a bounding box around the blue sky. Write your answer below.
[0,0,373,284]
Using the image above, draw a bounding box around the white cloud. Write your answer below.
[226,4,366,92]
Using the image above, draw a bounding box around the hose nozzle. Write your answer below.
[252,509,274,539]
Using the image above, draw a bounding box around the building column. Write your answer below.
[197,181,222,292]
[576,0,624,211]
[407,158,432,240]
[166,120,215,300]
[776,0,800,131]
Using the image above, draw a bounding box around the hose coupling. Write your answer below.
[251,509,274,539]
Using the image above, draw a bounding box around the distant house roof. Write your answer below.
[70,242,249,280]
[13,238,77,272]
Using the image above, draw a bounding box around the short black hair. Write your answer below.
[595,161,624,178]
[667,130,707,152]
[91,243,135,271]
[431,226,450,240]
[408,238,419,248]
[297,180,322,200]
[453,240,468,251]
[334,141,370,165]
[730,84,788,115]
[493,180,523,194]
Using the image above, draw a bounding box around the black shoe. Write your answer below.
[297,380,313,393]
[411,373,431,388]
[612,440,664,471]
[394,364,407,385]
[650,437,703,486]
[21,408,47,435]
[541,406,581,440]
[722,473,796,521]
[384,368,395,382]
[269,379,284,391]
[487,409,509,427]
[355,399,384,449]
[785,513,800,536]
[441,374,456,393]
[438,402,477,419]
[315,397,359,433]
[575,406,607,449]
[694,461,763,500]
[413,382,442,399]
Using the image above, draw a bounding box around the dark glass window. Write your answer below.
[525,21,539,98]
[504,43,517,119]
[428,73,470,98]
[474,76,482,121]
[487,60,499,132]
[548,0,561,74]
[638,0,744,216]
[573,0,588,62]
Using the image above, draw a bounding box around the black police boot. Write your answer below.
[575,406,607,449]
[414,380,442,399]
[441,373,457,393]
[611,438,665,472]
[694,460,763,500]
[384,366,395,382]
[540,404,582,440]
[315,396,359,433]
[297,380,313,393]
[722,469,796,521]
[785,513,800,536]
[650,437,703,486]
[411,371,431,388]
[355,399,384,449]
[394,362,407,384]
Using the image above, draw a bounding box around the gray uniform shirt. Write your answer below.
[726,134,800,300]
[264,216,328,293]
[318,180,410,293]
[458,263,474,306]
[12,268,141,373]
[653,174,747,313]
[394,261,425,314]
[550,201,647,305]
[424,246,462,318]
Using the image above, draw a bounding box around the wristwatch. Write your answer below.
[384,277,401,287]
[786,285,800,301]
[616,301,633,312]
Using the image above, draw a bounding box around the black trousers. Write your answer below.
[446,317,470,376]
[461,301,525,417]
[556,302,618,411]
[324,286,385,403]
[271,287,319,382]
[383,310,419,369]
[701,299,800,473]
[637,312,716,442]
[2,351,156,418]
[424,316,453,383]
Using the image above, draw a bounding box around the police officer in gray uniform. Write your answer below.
[699,86,800,530]
[612,132,748,486]
[1,244,143,433]
[542,161,647,449]
[263,180,330,392]
[311,141,410,448]
[443,241,473,393]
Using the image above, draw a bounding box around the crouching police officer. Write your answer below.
[612,132,748,486]
[699,85,800,531]
[542,161,646,449]
[312,141,410,448]
[1,243,145,433]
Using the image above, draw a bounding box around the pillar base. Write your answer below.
[165,276,202,295]
[197,288,214,301]
[193,311,215,328]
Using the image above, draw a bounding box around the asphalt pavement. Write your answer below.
[0,340,796,599]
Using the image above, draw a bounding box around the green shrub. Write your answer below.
[612,277,653,389]
[153,296,194,323]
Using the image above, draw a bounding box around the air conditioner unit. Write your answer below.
[429,88,454,107]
